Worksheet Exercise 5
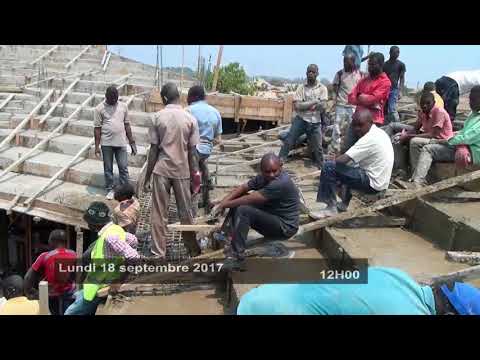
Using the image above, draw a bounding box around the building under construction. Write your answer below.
[1,45,480,315]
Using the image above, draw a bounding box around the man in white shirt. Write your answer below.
[313,110,394,218]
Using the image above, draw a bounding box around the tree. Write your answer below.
[206,62,255,95]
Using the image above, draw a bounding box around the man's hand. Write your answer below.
[191,171,201,195]
[95,146,101,159]
[143,178,152,193]
[211,202,226,218]
[130,143,138,156]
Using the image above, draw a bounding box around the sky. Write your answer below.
[109,45,480,88]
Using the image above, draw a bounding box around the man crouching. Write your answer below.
[212,153,300,271]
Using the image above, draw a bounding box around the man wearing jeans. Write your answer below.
[212,153,300,270]
[411,86,480,186]
[383,91,453,177]
[278,64,328,168]
[383,46,406,124]
[94,86,137,200]
[313,110,393,218]
[330,53,363,153]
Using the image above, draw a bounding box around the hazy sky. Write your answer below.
[110,45,480,88]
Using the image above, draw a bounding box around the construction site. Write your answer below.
[0,45,480,315]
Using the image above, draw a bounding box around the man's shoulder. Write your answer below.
[95,102,105,112]
[117,101,128,111]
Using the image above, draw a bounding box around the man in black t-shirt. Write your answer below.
[212,153,300,270]
[383,46,406,123]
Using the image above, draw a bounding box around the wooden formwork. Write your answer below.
[146,89,294,124]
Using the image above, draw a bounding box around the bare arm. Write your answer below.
[218,183,250,206]
[24,268,40,299]
[94,127,101,156]
[221,191,267,209]
[124,123,135,144]
[188,146,199,174]
[294,99,319,112]
[399,71,406,95]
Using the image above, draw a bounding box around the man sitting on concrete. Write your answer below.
[0,275,40,315]
[65,201,140,315]
[24,230,76,315]
[94,86,137,200]
[410,85,480,186]
[237,266,480,315]
[313,110,393,218]
[212,153,300,270]
[383,91,453,176]
[278,64,328,168]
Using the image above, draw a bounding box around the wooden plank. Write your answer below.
[6,192,22,215]
[210,139,281,161]
[38,281,50,315]
[294,168,480,239]
[0,89,54,151]
[65,45,92,69]
[282,94,293,124]
[166,224,219,232]
[0,93,14,111]
[0,93,95,178]
[435,191,480,201]
[113,73,132,85]
[446,251,480,266]
[214,124,290,148]
[38,78,80,125]
[211,45,224,92]
[103,51,112,72]
[335,215,407,229]
[429,264,480,285]
[23,138,94,207]
[30,45,59,66]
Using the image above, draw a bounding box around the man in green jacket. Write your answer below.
[411,85,480,185]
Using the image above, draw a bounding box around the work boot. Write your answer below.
[310,205,338,219]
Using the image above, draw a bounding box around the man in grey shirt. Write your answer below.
[94,86,137,200]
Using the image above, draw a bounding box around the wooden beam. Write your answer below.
[38,281,50,315]
[429,264,480,285]
[294,168,480,239]
[6,193,22,215]
[0,93,95,178]
[0,94,14,112]
[334,215,407,229]
[210,139,281,161]
[434,191,480,202]
[113,73,132,85]
[214,124,290,148]
[38,78,80,125]
[0,89,54,151]
[23,76,55,89]
[211,45,224,92]
[23,138,94,207]
[30,45,59,66]
[103,52,112,72]
[65,45,92,69]
[166,224,219,232]
[446,251,480,266]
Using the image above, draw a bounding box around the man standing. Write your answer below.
[94,86,137,200]
[237,266,480,315]
[278,64,328,168]
[24,230,76,315]
[330,53,363,153]
[383,92,453,178]
[345,53,391,151]
[212,153,300,270]
[435,76,460,122]
[410,86,480,186]
[313,110,393,218]
[64,201,140,315]
[382,46,406,123]
[144,83,202,258]
[186,85,222,211]
[0,275,39,315]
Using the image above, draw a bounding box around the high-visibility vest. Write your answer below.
[83,224,126,301]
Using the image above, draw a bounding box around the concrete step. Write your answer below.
[0,145,142,188]
[0,129,147,167]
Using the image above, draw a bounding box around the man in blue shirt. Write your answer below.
[187,86,222,211]
[237,266,480,315]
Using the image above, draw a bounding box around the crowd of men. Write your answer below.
[2,45,480,315]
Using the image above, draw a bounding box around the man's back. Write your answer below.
[32,248,76,297]
[149,104,200,179]
[0,297,40,315]
[237,267,436,315]
[187,100,222,156]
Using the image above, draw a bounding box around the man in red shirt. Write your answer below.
[24,229,76,315]
[343,52,391,151]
